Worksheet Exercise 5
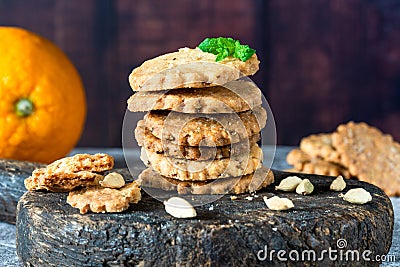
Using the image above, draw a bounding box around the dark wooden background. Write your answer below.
[1,0,400,146]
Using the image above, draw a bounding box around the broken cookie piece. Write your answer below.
[67,182,141,214]
[24,153,115,192]
[46,153,114,173]
[24,169,104,192]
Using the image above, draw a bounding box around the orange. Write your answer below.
[0,27,86,163]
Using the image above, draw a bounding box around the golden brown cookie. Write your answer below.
[299,133,342,164]
[332,121,400,196]
[25,153,115,192]
[286,148,311,168]
[135,120,260,160]
[286,148,351,178]
[128,47,259,91]
[127,80,262,113]
[46,153,114,173]
[24,168,104,192]
[66,182,141,214]
[138,166,274,195]
[140,144,263,181]
[144,106,266,147]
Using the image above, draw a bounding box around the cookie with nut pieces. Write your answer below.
[128,48,259,91]
[46,153,114,173]
[127,80,261,113]
[140,144,263,181]
[24,169,104,192]
[25,153,114,192]
[143,106,266,147]
[332,121,400,196]
[67,182,141,214]
[135,119,260,160]
[138,166,274,195]
[286,148,350,177]
[299,133,342,164]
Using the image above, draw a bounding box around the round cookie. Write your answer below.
[66,182,141,214]
[332,121,400,196]
[140,144,263,181]
[128,47,260,91]
[144,106,266,147]
[127,80,262,113]
[299,133,342,164]
[135,120,261,160]
[286,148,351,177]
[137,166,274,195]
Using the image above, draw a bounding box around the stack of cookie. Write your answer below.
[287,121,400,196]
[127,47,274,195]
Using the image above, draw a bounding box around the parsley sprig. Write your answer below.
[198,37,256,62]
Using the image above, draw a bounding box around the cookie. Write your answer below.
[286,148,351,178]
[66,182,141,214]
[47,153,114,173]
[24,168,104,192]
[299,133,342,164]
[286,148,311,168]
[128,47,260,91]
[127,80,262,113]
[140,144,263,181]
[332,121,400,196]
[25,153,115,192]
[138,166,274,195]
[135,120,260,160]
[144,106,266,147]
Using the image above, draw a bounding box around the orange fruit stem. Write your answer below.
[15,98,34,117]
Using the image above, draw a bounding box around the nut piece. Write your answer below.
[275,176,302,192]
[100,172,126,189]
[263,196,294,211]
[164,197,197,218]
[330,175,346,191]
[296,179,314,195]
[339,188,372,204]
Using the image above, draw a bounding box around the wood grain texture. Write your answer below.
[1,0,400,146]
[0,159,44,224]
[17,167,393,266]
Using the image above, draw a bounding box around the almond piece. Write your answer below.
[263,196,294,211]
[164,197,197,218]
[100,172,125,189]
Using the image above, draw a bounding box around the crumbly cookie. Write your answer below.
[127,80,262,113]
[67,182,141,214]
[286,148,351,177]
[286,148,311,168]
[332,121,400,196]
[25,153,115,192]
[300,133,342,164]
[144,106,266,147]
[128,47,260,91]
[47,153,114,173]
[24,168,104,192]
[138,166,274,195]
[140,144,263,181]
[135,120,260,160]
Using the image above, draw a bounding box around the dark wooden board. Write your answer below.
[16,166,393,266]
[0,159,44,224]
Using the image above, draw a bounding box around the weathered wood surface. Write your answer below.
[0,159,44,224]
[17,167,393,266]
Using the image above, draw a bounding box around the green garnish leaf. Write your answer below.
[198,37,256,62]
